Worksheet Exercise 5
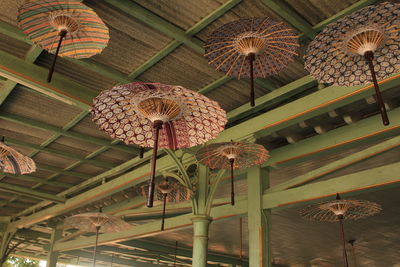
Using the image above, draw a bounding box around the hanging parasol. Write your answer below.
[0,139,36,175]
[300,194,381,267]
[138,177,192,231]
[205,17,299,107]
[64,210,132,267]
[304,2,400,126]
[195,141,269,205]
[17,0,109,82]
[92,82,227,208]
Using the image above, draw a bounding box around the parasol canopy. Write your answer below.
[300,194,381,267]
[205,17,299,106]
[304,2,400,126]
[64,211,131,267]
[92,82,227,207]
[0,141,36,175]
[138,178,192,231]
[17,0,109,82]
[196,141,269,205]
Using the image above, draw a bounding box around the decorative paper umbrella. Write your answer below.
[138,178,192,231]
[305,2,400,126]
[205,17,299,106]
[64,211,131,267]
[92,82,227,208]
[0,140,36,174]
[17,0,109,82]
[196,141,269,205]
[300,194,381,267]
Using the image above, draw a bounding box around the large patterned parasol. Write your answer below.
[205,17,299,106]
[305,2,400,126]
[17,0,109,82]
[92,82,227,207]
[300,194,381,267]
[0,140,36,175]
[138,178,192,231]
[64,211,132,267]
[196,141,269,205]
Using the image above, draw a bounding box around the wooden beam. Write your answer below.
[268,135,400,192]
[0,183,66,204]
[263,161,400,210]
[1,173,71,189]
[0,112,139,154]
[128,0,242,79]
[53,162,400,252]
[216,72,400,142]
[4,137,116,169]
[0,50,94,110]
[260,0,316,39]
[266,107,400,167]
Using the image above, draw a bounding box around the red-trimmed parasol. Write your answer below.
[91,82,227,207]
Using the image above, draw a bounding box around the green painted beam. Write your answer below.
[198,76,233,95]
[268,135,400,192]
[1,173,71,189]
[0,50,94,110]
[53,161,400,252]
[0,112,139,154]
[312,0,378,32]
[35,163,91,179]
[227,75,316,121]
[216,72,400,142]
[103,0,204,53]
[266,107,400,167]
[4,137,115,169]
[260,0,316,39]
[263,161,400,210]
[11,72,400,228]
[128,0,242,79]
[0,45,43,105]
[0,183,66,204]
[119,240,246,266]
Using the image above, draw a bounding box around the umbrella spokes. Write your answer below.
[147,120,163,208]
[364,51,389,126]
[47,29,67,83]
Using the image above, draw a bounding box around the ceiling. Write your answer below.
[0,0,399,266]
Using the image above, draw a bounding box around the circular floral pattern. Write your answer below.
[205,17,299,78]
[195,141,269,170]
[91,82,227,149]
[304,2,400,86]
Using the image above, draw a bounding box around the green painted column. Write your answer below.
[46,226,63,267]
[191,164,212,267]
[192,215,212,267]
[247,166,271,267]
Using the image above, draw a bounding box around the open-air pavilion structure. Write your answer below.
[0,0,400,266]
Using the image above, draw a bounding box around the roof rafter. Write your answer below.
[0,182,66,204]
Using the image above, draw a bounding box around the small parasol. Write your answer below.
[64,210,132,267]
[92,82,227,208]
[205,17,299,106]
[17,0,109,82]
[300,194,381,267]
[0,139,36,175]
[138,178,192,231]
[305,2,400,126]
[196,141,269,205]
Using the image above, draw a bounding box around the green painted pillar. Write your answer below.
[247,166,271,267]
[191,215,212,267]
[46,226,63,267]
[191,164,211,267]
